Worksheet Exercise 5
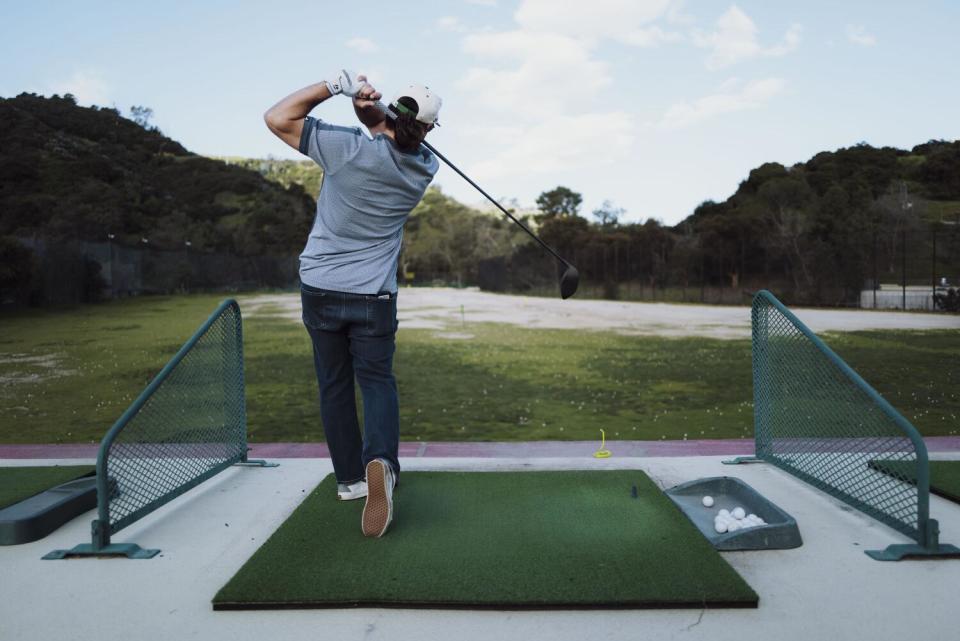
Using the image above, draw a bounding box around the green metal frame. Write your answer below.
[44,300,276,560]
[724,290,959,561]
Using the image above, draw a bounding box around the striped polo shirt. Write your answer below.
[297,116,438,294]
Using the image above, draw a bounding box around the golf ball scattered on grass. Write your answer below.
[702,495,714,507]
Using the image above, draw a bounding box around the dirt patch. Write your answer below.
[0,353,77,387]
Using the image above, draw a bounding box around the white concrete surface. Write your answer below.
[240,288,960,339]
[3,455,960,641]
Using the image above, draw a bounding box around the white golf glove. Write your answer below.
[325,69,365,97]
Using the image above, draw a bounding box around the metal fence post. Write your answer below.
[931,227,937,307]
[901,230,907,310]
[873,228,878,309]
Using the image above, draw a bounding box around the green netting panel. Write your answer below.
[92,299,248,547]
[752,291,931,542]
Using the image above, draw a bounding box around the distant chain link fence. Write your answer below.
[12,237,297,306]
[8,221,959,310]
[477,225,960,309]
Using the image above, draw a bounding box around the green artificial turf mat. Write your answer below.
[869,460,960,504]
[0,466,95,510]
[213,471,758,610]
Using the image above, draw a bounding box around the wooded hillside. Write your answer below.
[0,93,315,256]
[1,93,958,307]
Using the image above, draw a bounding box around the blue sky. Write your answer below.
[2,0,958,225]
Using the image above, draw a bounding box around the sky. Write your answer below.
[2,0,959,225]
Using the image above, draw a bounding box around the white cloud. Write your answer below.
[694,6,801,70]
[514,0,683,45]
[459,30,611,116]
[846,25,877,47]
[620,25,685,47]
[454,0,682,190]
[345,37,379,54]
[666,0,695,26]
[50,69,111,106]
[437,16,466,33]
[655,77,785,129]
[766,24,802,56]
[468,112,636,181]
[457,0,693,119]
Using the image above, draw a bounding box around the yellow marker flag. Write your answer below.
[593,429,612,458]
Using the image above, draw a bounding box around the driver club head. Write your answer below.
[559,264,579,300]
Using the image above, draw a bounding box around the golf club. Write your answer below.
[373,99,579,300]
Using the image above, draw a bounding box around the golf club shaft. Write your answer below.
[419,140,570,267]
[372,100,572,267]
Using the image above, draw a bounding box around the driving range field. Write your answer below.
[2,288,960,641]
[1,288,959,445]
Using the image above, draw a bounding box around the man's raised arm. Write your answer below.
[263,83,331,151]
[264,70,369,150]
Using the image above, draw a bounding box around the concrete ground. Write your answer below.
[3,447,960,641]
[239,288,960,339]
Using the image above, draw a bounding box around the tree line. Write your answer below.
[487,143,960,306]
[1,93,958,307]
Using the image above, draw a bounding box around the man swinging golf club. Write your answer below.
[264,70,441,537]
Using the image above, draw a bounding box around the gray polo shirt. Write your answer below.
[298,116,438,294]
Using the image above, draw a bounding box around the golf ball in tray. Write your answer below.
[702,495,714,507]
[713,506,766,534]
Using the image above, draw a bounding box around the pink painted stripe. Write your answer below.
[2,436,959,460]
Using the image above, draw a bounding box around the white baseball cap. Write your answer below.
[390,84,442,126]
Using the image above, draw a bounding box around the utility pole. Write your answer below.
[899,182,912,311]
[106,233,116,298]
[184,240,192,293]
[931,226,937,310]
[901,229,907,310]
[872,228,878,309]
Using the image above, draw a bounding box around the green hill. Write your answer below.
[0,93,315,256]
[216,157,323,199]
[673,140,960,303]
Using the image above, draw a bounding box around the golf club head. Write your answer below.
[560,264,579,300]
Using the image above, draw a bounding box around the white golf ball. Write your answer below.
[718,509,730,519]
[747,513,759,522]
[732,507,746,520]
[727,521,742,532]
[702,496,714,507]
[714,520,728,534]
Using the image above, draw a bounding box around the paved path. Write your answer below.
[239,288,960,339]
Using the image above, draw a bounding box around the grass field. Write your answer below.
[0,294,957,444]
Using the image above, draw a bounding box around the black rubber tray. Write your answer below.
[0,474,97,545]
[666,476,802,551]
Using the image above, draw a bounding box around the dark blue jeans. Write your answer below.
[300,283,400,484]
